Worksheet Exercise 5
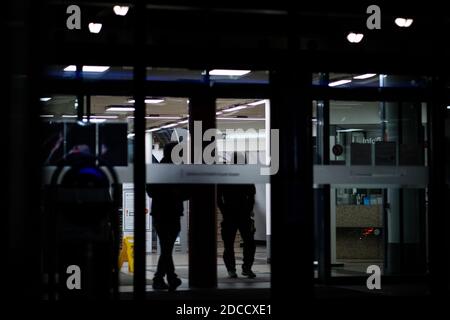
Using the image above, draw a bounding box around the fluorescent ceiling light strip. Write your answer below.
[83,118,106,123]
[146,128,161,132]
[223,105,248,112]
[247,100,266,106]
[90,115,118,119]
[177,120,189,124]
[40,97,52,102]
[40,115,54,118]
[127,99,165,104]
[216,111,223,115]
[64,65,110,72]
[62,115,77,118]
[447,106,450,109]
[106,107,135,112]
[83,65,109,72]
[209,69,251,76]
[329,79,352,87]
[336,129,364,133]
[353,73,377,80]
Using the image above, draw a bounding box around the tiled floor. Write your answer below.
[119,245,271,292]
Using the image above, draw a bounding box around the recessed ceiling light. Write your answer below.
[329,79,352,87]
[395,18,413,27]
[113,5,129,16]
[209,69,251,76]
[40,97,52,102]
[353,73,377,80]
[347,32,364,43]
[88,22,102,34]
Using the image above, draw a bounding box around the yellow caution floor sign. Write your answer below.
[118,236,134,273]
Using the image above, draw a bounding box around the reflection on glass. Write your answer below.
[313,73,431,88]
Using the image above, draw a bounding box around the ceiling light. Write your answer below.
[146,128,161,132]
[395,18,413,27]
[353,73,377,80]
[447,106,450,110]
[127,133,135,138]
[88,23,102,34]
[329,79,352,87]
[90,115,118,119]
[177,120,189,124]
[106,107,135,112]
[82,118,106,123]
[209,69,251,76]
[64,65,77,72]
[63,65,110,72]
[127,98,165,104]
[247,100,266,106]
[40,97,52,102]
[62,115,77,118]
[336,129,364,133]
[216,111,223,115]
[223,105,248,112]
[113,5,129,16]
[40,115,54,118]
[83,66,109,72]
[347,32,364,43]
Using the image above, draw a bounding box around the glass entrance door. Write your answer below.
[313,88,429,280]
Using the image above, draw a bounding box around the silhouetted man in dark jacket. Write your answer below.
[146,142,189,290]
[217,152,257,278]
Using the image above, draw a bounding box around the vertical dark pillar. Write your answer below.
[270,69,314,303]
[428,76,449,296]
[188,93,217,288]
[6,0,42,299]
[133,0,146,300]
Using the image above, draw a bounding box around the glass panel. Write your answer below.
[143,97,189,290]
[313,98,428,279]
[216,98,271,287]
[327,100,427,166]
[40,94,132,297]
